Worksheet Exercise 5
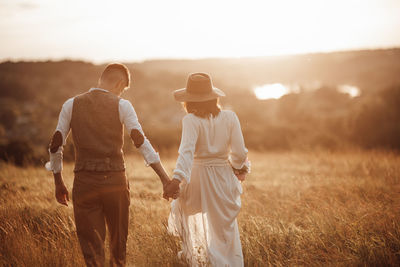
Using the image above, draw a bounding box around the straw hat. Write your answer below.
[173,73,225,102]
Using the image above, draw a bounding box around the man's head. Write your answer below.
[98,63,131,95]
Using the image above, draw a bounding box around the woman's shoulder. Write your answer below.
[221,109,235,115]
[182,113,199,124]
[220,109,237,119]
[182,110,237,122]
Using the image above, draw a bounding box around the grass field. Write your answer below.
[0,150,399,266]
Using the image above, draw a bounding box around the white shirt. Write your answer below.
[46,88,160,173]
[172,110,250,183]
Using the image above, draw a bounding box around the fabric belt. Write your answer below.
[193,158,229,166]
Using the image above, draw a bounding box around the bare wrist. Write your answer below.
[172,178,181,184]
[53,173,64,185]
[162,178,171,186]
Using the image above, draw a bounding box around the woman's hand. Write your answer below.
[234,170,246,182]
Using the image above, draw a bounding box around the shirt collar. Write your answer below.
[89,87,109,93]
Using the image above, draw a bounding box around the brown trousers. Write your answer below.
[72,171,130,267]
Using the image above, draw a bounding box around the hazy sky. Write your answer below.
[1,0,400,63]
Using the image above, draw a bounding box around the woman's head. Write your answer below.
[173,73,225,102]
[174,73,225,118]
[183,98,221,118]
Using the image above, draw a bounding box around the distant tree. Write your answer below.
[351,86,400,150]
[0,76,33,101]
[0,108,17,129]
[0,140,34,166]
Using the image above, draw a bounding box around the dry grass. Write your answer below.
[0,150,399,266]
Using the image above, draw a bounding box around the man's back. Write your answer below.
[71,90,125,172]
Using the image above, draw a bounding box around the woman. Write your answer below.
[167,73,250,266]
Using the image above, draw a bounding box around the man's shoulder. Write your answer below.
[62,96,75,108]
[73,91,90,101]
[75,90,120,103]
[119,97,131,104]
[119,98,134,109]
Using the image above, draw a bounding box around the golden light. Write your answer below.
[253,83,290,100]
[338,85,361,98]
[1,0,399,62]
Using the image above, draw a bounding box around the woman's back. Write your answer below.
[170,110,247,267]
[169,73,248,266]
[189,110,234,160]
[177,109,248,174]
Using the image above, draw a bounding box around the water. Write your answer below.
[338,85,360,97]
[253,83,290,100]
[253,83,360,100]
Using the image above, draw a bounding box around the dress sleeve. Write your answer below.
[229,111,250,172]
[173,115,198,183]
[119,99,160,165]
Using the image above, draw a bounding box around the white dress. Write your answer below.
[168,110,249,267]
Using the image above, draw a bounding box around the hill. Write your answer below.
[0,48,400,165]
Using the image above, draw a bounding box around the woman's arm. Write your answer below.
[164,115,199,197]
[229,111,250,180]
[173,115,199,183]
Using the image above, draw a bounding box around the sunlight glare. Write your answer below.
[338,85,360,98]
[254,83,290,100]
[1,0,400,61]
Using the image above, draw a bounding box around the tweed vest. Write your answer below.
[70,90,125,172]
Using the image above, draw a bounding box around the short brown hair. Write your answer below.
[100,63,131,89]
[183,99,221,118]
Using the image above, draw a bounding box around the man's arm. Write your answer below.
[53,172,69,206]
[47,98,73,206]
[48,131,70,206]
[131,129,175,199]
[120,99,174,198]
[149,162,171,194]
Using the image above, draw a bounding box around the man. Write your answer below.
[46,63,176,266]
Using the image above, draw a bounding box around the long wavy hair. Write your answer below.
[183,98,221,118]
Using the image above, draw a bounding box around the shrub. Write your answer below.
[0,140,34,166]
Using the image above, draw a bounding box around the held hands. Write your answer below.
[149,162,180,201]
[163,178,181,200]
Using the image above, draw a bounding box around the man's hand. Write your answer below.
[163,178,181,200]
[53,173,69,206]
[55,183,69,206]
[162,180,171,200]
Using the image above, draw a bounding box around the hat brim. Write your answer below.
[173,87,225,102]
